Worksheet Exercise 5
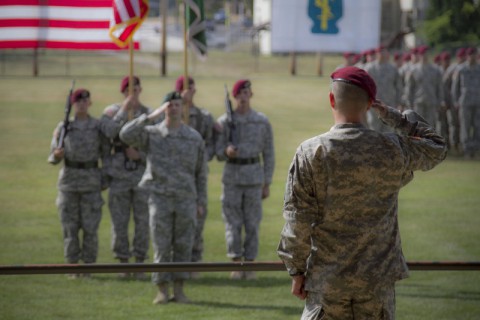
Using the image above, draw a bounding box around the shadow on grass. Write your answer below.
[87,273,289,288]
[189,299,300,315]
[397,283,480,301]
[190,275,289,288]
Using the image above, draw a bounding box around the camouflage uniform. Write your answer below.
[365,61,403,131]
[405,62,444,127]
[101,103,151,262]
[48,116,109,264]
[451,62,480,156]
[119,115,207,283]
[216,109,275,261]
[157,105,216,262]
[398,61,414,107]
[278,106,446,320]
[441,62,462,148]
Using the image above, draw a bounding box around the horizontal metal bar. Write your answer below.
[1,261,480,275]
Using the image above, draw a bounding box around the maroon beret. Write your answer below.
[232,79,251,97]
[331,66,376,101]
[440,51,451,61]
[402,53,412,62]
[71,88,90,104]
[434,54,441,63]
[393,52,401,61]
[410,47,418,54]
[120,75,140,93]
[417,45,429,54]
[456,47,466,58]
[175,76,194,92]
[465,47,477,55]
[343,51,354,59]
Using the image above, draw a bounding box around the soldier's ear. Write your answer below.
[329,92,335,109]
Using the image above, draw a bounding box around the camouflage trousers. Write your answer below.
[56,190,103,263]
[108,183,149,261]
[221,184,262,261]
[191,202,207,262]
[459,102,480,155]
[149,193,196,284]
[447,107,460,146]
[301,284,395,320]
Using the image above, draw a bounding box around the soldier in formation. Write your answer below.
[120,91,207,304]
[215,79,275,280]
[174,76,217,277]
[48,88,109,279]
[452,47,480,158]
[101,76,151,279]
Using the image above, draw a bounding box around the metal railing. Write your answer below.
[1,261,479,276]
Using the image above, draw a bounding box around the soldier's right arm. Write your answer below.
[214,115,228,161]
[372,101,447,173]
[119,115,150,150]
[100,104,124,139]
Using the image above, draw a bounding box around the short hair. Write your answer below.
[331,81,369,114]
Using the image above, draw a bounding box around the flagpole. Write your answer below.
[128,38,134,120]
[182,0,190,124]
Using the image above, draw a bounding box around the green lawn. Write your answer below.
[0,50,479,320]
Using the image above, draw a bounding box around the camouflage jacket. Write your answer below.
[48,116,110,192]
[405,62,444,108]
[365,61,403,107]
[278,106,447,292]
[100,103,150,186]
[156,104,217,161]
[451,62,480,106]
[216,108,275,186]
[119,114,207,206]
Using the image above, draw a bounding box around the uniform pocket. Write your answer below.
[301,292,326,320]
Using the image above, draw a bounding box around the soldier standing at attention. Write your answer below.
[120,91,207,304]
[443,48,467,152]
[405,45,445,128]
[452,47,480,159]
[48,89,109,279]
[365,45,403,131]
[101,76,151,279]
[278,67,447,320]
[175,76,217,278]
[216,79,275,280]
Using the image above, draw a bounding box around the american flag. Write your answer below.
[109,0,149,48]
[0,0,140,50]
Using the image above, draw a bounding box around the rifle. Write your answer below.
[57,80,75,149]
[224,84,238,146]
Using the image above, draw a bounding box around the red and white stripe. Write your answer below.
[109,0,149,48]
[0,0,139,50]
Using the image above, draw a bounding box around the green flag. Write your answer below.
[186,0,207,59]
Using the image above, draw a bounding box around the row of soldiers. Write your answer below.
[48,76,275,304]
[337,45,480,158]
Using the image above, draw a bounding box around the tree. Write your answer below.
[421,0,480,47]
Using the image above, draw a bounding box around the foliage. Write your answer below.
[422,0,480,47]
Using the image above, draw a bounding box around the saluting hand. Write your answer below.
[147,102,169,121]
[371,99,388,118]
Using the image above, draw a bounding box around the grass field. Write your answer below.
[0,50,479,319]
